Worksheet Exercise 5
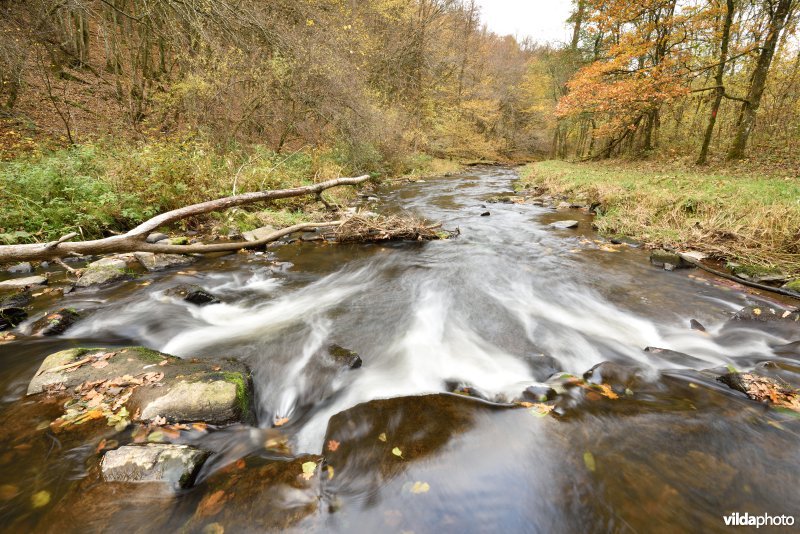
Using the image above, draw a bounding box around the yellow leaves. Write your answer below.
[301,461,317,480]
[410,481,430,494]
[327,465,335,480]
[378,432,387,442]
[528,404,555,417]
[391,447,403,458]
[752,308,762,316]
[583,452,596,473]
[31,490,50,508]
[197,490,226,517]
[306,19,315,27]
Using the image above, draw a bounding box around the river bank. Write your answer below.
[518,160,800,288]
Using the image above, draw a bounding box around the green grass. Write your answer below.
[519,160,800,275]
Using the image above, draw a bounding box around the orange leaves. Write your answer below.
[326,440,340,452]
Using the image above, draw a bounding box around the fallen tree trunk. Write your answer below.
[0,176,369,263]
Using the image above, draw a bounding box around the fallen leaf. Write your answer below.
[158,359,169,366]
[31,490,50,508]
[90,360,109,369]
[0,484,19,500]
[391,447,403,458]
[583,451,596,472]
[235,458,246,470]
[753,308,762,316]
[95,439,107,454]
[151,415,167,426]
[274,417,290,427]
[327,440,340,452]
[378,432,387,442]
[301,461,317,480]
[202,523,224,534]
[196,490,226,517]
[327,465,335,480]
[529,403,554,417]
[410,481,430,494]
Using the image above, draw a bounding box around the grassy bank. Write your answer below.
[519,161,800,276]
[0,138,460,245]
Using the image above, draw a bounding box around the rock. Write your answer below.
[7,262,32,274]
[446,380,491,401]
[649,249,690,269]
[689,319,706,332]
[717,372,800,410]
[134,252,196,272]
[31,308,80,336]
[521,384,557,403]
[480,211,491,217]
[326,344,362,369]
[164,284,220,305]
[75,256,134,288]
[300,232,323,242]
[243,226,277,242]
[731,305,800,323]
[101,444,208,489]
[486,195,514,204]
[27,347,252,425]
[610,237,641,247]
[557,201,571,209]
[549,220,579,229]
[752,273,789,284]
[145,232,169,244]
[0,275,47,290]
[0,291,31,330]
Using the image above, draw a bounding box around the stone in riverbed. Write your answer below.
[731,305,800,323]
[0,291,31,331]
[717,372,800,410]
[243,225,277,242]
[134,251,196,272]
[164,284,220,305]
[549,220,579,229]
[26,347,251,425]
[31,308,80,336]
[0,275,47,290]
[76,256,133,288]
[327,344,362,369]
[146,232,169,244]
[101,443,208,489]
[649,249,690,270]
[7,262,32,274]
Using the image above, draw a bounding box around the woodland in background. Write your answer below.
[554,0,800,165]
[0,0,552,165]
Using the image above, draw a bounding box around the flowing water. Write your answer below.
[1,166,799,533]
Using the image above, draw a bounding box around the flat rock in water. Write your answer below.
[101,443,208,489]
[27,347,251,425]
[76,256,134,288]
[243,226,277,242]
[134,252,196,272]
[31,308,80,336]
[0,275,47,290]
[731,305,800,323]
[163,284,220,305]
[549,220,579,229]
[717,372,800,411]
[650,249,690,270]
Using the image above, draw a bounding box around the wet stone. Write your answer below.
[76,257,132,288]
[145,232,169,244]
[0,291,31,331]
[0,275,47,290]
[164,284,220,305]
[101,443,208,489]
[689,319,706,332]
[649,249,690,269]
[549,220,579,229]
[732,305,800,323]
[327,344,362,369]
[134,252,196,272]
[31,308,80,336]
[243,225,277,242]
[7,262,32,274]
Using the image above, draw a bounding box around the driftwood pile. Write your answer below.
[334,215,453,243]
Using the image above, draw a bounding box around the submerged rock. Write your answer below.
[164,284,220,305]
[31,308,80,336]
[27,347,252,425]
[689,319,706,332]
[0,275,47,290]
[549,220,579,229]
[731,305,800,323]
[101,443,208,489]
[134,252,196,272]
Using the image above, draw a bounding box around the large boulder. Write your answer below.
[134,252,196,272]
[27,347,251,425]
[76,257,133,288]
[101,443,208,489]
[731,305,800,323]
[0,275,47,290]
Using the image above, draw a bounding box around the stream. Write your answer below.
[1,166,799,533]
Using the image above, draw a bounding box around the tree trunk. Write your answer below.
[0,176,370,263]
[697,0,734,165]
[728,0,793,160]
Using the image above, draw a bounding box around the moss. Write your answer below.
[725,263,781,277]
[128,346,171,363]
[221,371,250,417]
[785,280,800,292]
[170,237,190,245]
